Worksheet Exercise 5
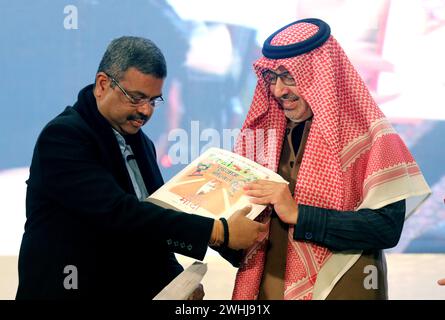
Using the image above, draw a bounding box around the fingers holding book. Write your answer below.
[221,206,267,250]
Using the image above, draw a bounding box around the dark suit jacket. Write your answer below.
[16,85,214,299]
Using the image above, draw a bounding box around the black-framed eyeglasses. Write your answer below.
[261,70,296,86]
[105,73,164,108]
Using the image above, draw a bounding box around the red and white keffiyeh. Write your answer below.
[232,20,430,300]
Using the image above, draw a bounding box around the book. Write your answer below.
[153,261,207,300]
[147,147,287,220]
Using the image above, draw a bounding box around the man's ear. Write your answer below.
[94,72,109,98]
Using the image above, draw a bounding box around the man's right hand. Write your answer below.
[226,206,267,250]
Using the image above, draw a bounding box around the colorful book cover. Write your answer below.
[147,147,287,219]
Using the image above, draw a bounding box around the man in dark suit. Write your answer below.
[16,36,265,299]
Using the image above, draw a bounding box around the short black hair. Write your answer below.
[97,36,167,81]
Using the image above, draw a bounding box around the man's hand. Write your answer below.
[226,206,267,250]
[438,278,445,286]
[244,180,298,225]
[187,283,205,300]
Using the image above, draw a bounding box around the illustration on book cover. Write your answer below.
[169,156,258,216]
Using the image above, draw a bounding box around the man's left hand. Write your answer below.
[187,283,205,300]
[244,180,298,224]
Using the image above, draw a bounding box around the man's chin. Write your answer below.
[119,125,141,135]
[283,108,299,116]
[284,110,305,122]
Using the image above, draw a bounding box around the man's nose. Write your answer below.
[272,77,288,98]
[136,101,153,115]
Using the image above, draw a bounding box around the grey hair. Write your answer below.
[97,36,167,81]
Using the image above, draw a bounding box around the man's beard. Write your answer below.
[284,108,307,122]
[277,93,310,122]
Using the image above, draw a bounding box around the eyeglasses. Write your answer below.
[105,73,164,108]
[261,70,296,86]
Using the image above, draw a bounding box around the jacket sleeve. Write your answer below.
[166,252,184,278]
[28,121,214,260]
[293,200,406,251]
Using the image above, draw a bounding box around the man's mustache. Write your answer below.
[127,114,148,122]
[279,93,300,102]
[276,93,300,108]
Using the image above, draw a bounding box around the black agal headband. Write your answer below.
[262,18,331,59]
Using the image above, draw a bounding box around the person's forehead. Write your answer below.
[121,68,163,97]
